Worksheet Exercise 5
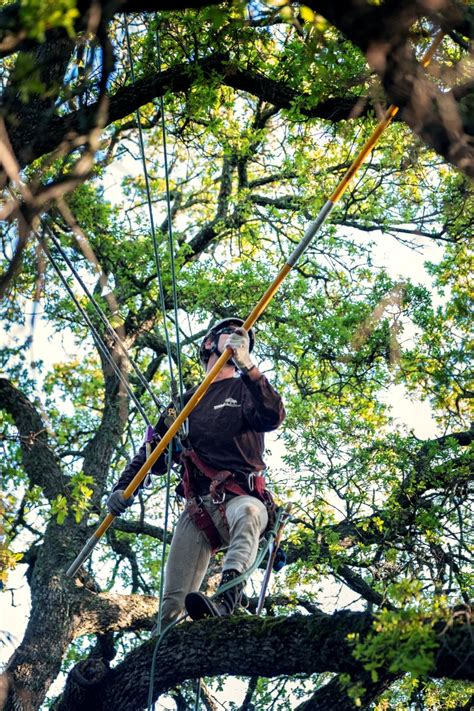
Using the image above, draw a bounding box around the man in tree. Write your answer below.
[107,318,285,626]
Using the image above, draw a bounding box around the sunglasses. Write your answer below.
[215,326,238,336]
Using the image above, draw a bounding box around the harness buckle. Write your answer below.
[212,489,226,505]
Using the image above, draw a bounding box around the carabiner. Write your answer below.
[212,490,226,505]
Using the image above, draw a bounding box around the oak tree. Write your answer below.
[0,1,472,709]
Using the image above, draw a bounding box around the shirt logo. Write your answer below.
[214,397,241,410]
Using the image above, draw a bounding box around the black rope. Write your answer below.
[124,18,180,399]
[156,26,186,412]
[123,21,191,711]
[42,219,164,412]
[36,229,150,424]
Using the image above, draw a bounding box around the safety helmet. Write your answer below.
[199,317,255,364]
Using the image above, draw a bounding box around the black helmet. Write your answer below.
[199,317,255,364]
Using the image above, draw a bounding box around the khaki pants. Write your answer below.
[160,494,268,626]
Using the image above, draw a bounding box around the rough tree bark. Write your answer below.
[0,372,132,711]
[52,610,473,711]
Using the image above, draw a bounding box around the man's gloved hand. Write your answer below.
[106,490,134,516]
[225,327,254,373]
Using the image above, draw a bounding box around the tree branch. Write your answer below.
[296,670,399,710]
[73,590,158,637]
[7,54,378,170]
[58,609,473,710]
[0,378,63,500]
[113,518,173,544]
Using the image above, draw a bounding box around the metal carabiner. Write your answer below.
[179,417,189,441]
[212,490,226,505]
[194,495,204,512]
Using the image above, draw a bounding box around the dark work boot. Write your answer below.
[185,569,244,621]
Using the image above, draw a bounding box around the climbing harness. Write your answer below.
[179,447,274,553]
[66,27,445,579]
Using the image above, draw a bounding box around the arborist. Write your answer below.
[106,318,285,625]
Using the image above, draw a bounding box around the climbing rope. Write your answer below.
[35,226,151,424]
[41,218,164,414]
[124,17,186,411]
[4,181,155,424]
[123,17,190,650]
[156,24,186,414]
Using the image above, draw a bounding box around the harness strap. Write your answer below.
[179,452,227,550]
[186,498,222,554]
[182,448,267,500]
[180,448,271,550]
[184,449,246,496]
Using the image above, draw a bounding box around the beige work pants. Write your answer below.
[160,494,268,627]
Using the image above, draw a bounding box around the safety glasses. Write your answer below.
[215,326,238,336]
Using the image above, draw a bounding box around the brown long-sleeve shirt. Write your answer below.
[113,372,285,493]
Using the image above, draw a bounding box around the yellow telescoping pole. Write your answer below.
[66,32,443,578]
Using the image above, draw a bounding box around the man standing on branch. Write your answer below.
[107,318,285,625]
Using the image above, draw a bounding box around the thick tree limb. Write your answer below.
[73,590,158,636]
[2,516,95,711]
[0,378,63,500]
[7,54,368,169]
[1,370,130,710]
[113,518,173,543]
[8,53,229,166]
[296,670,399,710]
[55,609,474,710]
[335,564,392,609]
[303,0,474,175]
[224,69,373,122]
